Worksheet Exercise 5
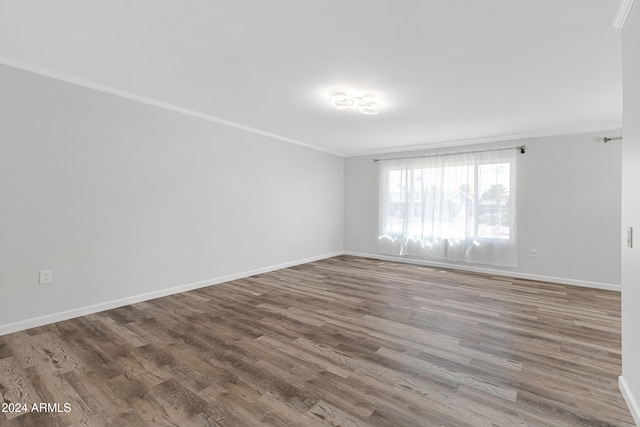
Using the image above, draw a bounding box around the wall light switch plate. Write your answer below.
[39,269,53,285]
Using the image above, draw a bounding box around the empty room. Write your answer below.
[1,1,640,426]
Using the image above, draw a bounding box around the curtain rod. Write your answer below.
[603,136,622,143]
[372,145,526,163]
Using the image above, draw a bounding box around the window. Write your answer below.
[379,149,518,267]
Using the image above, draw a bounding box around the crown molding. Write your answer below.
[0,56,343,157]
[0,56,623,160]
[343,124,622,157]
[613,0,635,29]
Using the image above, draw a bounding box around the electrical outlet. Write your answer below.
[39,269,53,285]
[529,249,537,257]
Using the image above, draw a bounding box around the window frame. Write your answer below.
[379,156,516,243]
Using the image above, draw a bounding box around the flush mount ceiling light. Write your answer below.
[329,91,380,115]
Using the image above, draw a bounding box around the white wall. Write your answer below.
[345,132,622,289]
[0,64,344,333]
[621,1,640,424]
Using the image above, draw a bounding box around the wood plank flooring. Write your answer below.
[0,255,634,426]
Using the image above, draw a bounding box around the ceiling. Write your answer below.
[0,0,623,156]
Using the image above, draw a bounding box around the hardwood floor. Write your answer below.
[0,255,634,426]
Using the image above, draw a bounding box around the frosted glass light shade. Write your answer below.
[329,91,379,114]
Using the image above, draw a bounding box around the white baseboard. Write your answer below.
[343,251,621,292]
[1,249,619,337]
[620,376,640,426]
[0,251,342,336]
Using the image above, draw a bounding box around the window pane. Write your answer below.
[413,165,474,239]
[477,163,511,239]
[385,169,406,233]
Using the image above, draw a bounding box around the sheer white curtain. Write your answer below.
[378,148,518,267]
